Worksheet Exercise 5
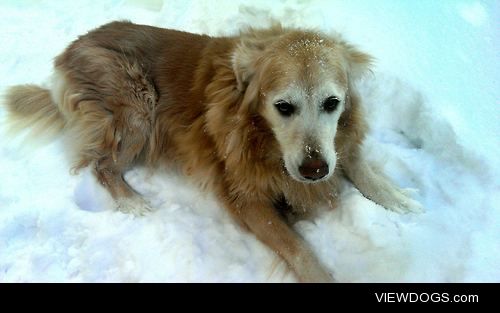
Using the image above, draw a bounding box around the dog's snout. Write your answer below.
[299,159,329,181]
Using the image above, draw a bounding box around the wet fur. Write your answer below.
[4,21,421,282]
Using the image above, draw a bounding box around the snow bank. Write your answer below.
[0,0,498,282]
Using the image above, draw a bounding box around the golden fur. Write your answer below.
[4,21,421,282]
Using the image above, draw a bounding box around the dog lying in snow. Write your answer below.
[4,21,422,282]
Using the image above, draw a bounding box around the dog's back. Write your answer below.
[4,21,217,214]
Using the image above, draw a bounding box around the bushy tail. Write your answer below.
[3,84,66,142]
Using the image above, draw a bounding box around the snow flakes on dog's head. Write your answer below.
[287,36,325,57]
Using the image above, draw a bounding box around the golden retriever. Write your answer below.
[4,21,422,282]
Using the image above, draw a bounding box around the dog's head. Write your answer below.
[233,26,372,183]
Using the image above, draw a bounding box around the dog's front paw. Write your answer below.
[116,197,154,216]
[383,187,424,214]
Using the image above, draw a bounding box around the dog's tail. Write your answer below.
[3,84,66,143]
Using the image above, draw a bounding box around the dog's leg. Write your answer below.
[343,155,423,213]
[94,156,152,216]
[54,50,157,215]
[94,107,155,215]
[66,97,154,216]
[226,198,333,282]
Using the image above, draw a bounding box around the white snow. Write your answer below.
[459,1,489,27]
[0,0,498,282]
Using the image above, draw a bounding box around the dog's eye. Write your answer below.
[322,96,340,113]
[274,100,295,117]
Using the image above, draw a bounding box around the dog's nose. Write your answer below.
[299,158,329,181]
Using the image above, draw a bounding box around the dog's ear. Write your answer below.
[232,41,265,116]
[341,43,373,81]
[232,37,272,116]
[232,39,266,92]
[232,23,285,91]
